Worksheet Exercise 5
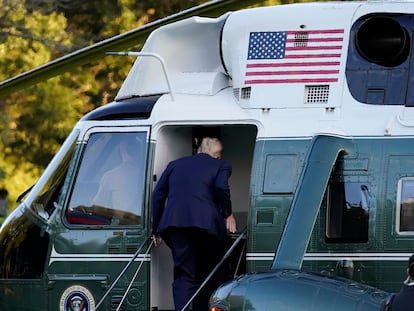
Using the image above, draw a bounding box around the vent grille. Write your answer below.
[127,245,138,254]
[108,245,121,254]
[241,87,251,99]
[233,88,240,100]
[233,87,251,101]
[294,31,309,47]
[111,295,125,311]
[305,85,330,104]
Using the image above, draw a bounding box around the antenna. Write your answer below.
[107,51,175,101]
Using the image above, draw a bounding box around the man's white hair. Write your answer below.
[199,137,223,159]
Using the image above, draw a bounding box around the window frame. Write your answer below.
[64,126,150,228]
[396,177,414,235]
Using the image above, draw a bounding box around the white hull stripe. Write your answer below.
[246,252,414,262]
[246,253,274,261]
[50,249,414,264]
[49,246,150,264]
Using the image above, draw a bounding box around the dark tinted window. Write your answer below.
[326,181,370,243]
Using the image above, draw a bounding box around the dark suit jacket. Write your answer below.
[390,285,414,310]
[152,153,232,240]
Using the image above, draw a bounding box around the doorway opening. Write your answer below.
[150,124,257,310]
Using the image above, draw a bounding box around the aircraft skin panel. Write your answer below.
[221,2,360,97]
[271,135,350,270]
[6,1,414,310]
[246,135,414,293]
[102,88,414,140]
[210,269,387,311]
[116,14,230,99]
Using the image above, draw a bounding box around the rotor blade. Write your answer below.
[0,0,262,97]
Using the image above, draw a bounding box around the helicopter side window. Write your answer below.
[326,181,370,243]
[66,132,146,226]
[397,178,414,234]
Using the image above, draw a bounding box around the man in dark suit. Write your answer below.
[152,137,236,311]
[386,254,414,310]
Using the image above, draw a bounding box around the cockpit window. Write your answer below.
[26,129,79,220]
[396,177,414,234]
[66,131,147,226]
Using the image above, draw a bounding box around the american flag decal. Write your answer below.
[245,29,344,84]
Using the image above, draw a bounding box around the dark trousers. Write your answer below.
[164,227,228,311]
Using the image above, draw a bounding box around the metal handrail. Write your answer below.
[233,237,246,278]
[181,228,248,311]
[106,51,175,101]
[94,235,152,310]
[115,239,154,311]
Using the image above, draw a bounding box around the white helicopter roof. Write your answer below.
[116,1,414,101]
[114,1,414,139]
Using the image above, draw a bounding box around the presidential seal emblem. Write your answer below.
[59,285,95,311]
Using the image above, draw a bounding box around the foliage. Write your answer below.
[0,0,204,208]
[0,0,303,212]
[0,0,76,207]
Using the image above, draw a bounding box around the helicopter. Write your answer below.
[2,0,414,310]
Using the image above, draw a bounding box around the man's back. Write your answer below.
[151,137,236,311]
[152,152,232,239]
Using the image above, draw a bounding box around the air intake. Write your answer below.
[355,16,409,66]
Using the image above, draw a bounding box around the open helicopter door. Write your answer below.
[149,124,256,310]
[49,125,152,310]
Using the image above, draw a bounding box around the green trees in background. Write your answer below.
[0,0,306,213]
[0,0,214,209]
[0,0,79,208]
